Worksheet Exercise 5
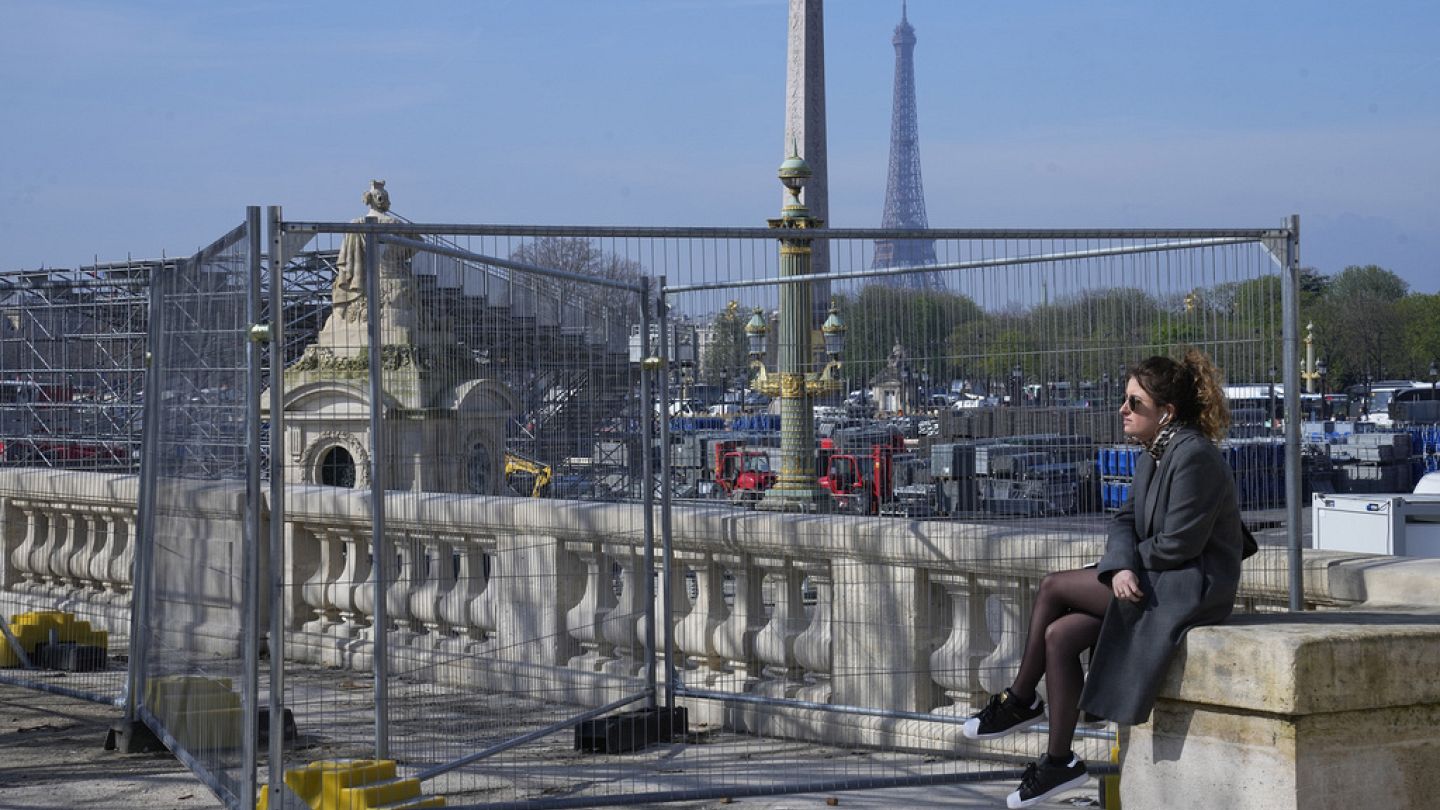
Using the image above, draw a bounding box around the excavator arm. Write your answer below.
[504,452,553,497]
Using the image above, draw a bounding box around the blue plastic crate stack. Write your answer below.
[1097,439,1285,511]
[1097,445,1141,511]
[1411,425,1440,476]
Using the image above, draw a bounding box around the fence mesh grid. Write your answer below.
[253,221,1292,808]
[0,261,150,705]
[137,221,255,807]
[2,215,1316,808]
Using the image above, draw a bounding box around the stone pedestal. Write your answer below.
[275,376,514,495]
[263,184,517,495]
[1122,613,1440,810]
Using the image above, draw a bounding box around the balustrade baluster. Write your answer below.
[644,550,692,687]
[300,527,344,637]
[439,538,488,652]
[976,575,1035,699]
[674,552,726,687]
[792,562,833,703]
[409,532,455,648]
[600,545,644,677]
[106,510,136,601]
[65,511,99,594]
[10,500,46,591]
[37,508,69,594]
[351,530,385,659]
[929,573,990,714]
[564,541,616,671]
[385,532,424,653]
[87,511,117,597]
[333,528,373,651]
[466,542,500,653]
[712,554,766,692]
[752,557,807,697]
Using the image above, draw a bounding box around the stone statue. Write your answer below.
[331,180,417,328]
[888,338,907,369]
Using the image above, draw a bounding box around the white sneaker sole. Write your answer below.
[1005,771,1089,808]
[960,712,1045,740]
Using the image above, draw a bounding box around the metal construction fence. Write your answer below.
[0,209,1310,809]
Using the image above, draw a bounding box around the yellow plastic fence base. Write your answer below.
[0,610,109,667]
[144,675,243,751]
[1100,740,1122,809]
[256,760,445,810]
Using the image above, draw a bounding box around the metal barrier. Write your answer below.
[127,213,262,808]
[0,208,1304,808]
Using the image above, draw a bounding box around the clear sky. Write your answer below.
[3,0,1436,291]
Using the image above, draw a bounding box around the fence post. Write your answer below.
[265,205,289,807]
[639,276,657,708]
[659,279,677,709]
[241,205,263,810]
[363,220,389,756]
[121,253,168,738]
[1283,215,1303,612]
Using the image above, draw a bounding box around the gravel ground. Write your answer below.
[0,683,225,810]
[0,677,1098,809]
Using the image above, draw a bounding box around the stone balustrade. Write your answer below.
[0,469,141,635]
[1,468,1424,759]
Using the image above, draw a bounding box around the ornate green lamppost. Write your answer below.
[746,151,845,512]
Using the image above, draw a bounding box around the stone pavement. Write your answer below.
[0,682,1104,810]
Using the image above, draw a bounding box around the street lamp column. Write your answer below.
[750,151,840,512]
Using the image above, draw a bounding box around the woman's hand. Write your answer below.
[1112,569,1144,603]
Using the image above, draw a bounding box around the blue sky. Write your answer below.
[3,0,1436,291]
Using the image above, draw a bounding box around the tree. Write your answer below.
[509,237,646,322]
[1397,293,1440,379]
[1315,265,1409,387]
[837,285,982,387]
[700,301,750,388]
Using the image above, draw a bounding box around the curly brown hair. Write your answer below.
[1127,347,1230,441]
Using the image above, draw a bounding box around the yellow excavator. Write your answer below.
[504,451,552,497]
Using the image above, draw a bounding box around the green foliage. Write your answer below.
[836,285,982,383]
[1396,293,1440,379]
[1311,265,1410,386]
[683,261,1430,398]
[700,302,751,387]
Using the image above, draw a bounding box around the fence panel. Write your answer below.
[251,219,1294,809]
[1,214,1307,809]
[0,264,149,704]
[267,219,660,809]
[133,219,257,808]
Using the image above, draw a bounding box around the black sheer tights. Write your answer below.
[1009,568,1112,758]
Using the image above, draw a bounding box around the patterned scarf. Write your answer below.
[1143,421,1182,461]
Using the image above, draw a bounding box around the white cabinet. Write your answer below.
[1312,493,1440,557]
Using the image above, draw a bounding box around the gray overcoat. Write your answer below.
[1079,426,1247,725]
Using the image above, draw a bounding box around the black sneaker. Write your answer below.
[961,688,1045,740]
[1006,752,1088,808]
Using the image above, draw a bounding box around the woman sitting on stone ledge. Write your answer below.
[962,348,1255,809]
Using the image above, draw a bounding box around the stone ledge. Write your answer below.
[1157,611,1440,715]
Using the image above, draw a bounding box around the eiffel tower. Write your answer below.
[873,2,941,290]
